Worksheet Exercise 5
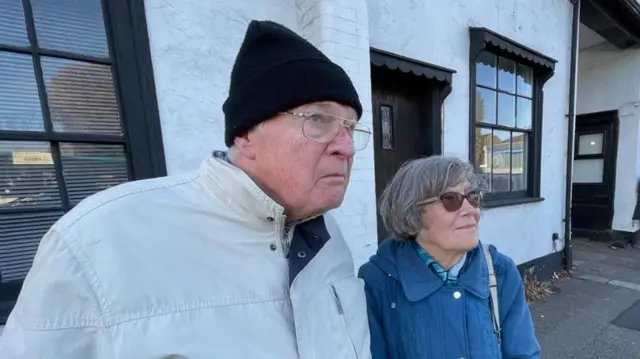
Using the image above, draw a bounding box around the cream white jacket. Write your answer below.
[0,154,371,359]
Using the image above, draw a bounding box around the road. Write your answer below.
[531,238,640,358]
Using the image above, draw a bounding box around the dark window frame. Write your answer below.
[0,0,165,323]
[468,27,556,207]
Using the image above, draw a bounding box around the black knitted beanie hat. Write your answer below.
[222,20,363,147]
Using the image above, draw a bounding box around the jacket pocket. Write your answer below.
[292,277,371,359]
[330,284,359,357]
[328,277,371,359]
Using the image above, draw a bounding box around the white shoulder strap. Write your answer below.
[482,243,502,344]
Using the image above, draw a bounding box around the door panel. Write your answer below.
[371,68,436,241]
[571,111,618,234]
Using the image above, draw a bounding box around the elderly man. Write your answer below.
[0,20,372,358]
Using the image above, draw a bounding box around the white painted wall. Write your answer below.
[143,0,378,268]
[367,0,573,265]
[143,0,574,266]
[577,42,640,233]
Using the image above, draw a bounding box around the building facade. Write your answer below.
[574,3,640,241]
[6,0,639,324]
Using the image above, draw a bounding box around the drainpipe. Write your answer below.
[563,0,581,271]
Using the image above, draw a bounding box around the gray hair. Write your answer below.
[378,155,485,241]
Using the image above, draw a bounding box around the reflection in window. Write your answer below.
[573,159,604,183]
[498,93,515,127]
[578,133,604,155]
[516,97,532,129]
[476,52,497,88]
[474,128,493,191]
[0,52,45,132]
[0,0,29,47]
[32,0,109,58]
[511,133,528,191]
[473,51,535,194]
[42,57,122,135]
[380,105,394,150]
[475,87,496,124]
[0,0,132,291]
[517,64,534,97]
[498,57,516,93]
[60,143,129,205]
[0,141,61,209]
[491,130,511,192]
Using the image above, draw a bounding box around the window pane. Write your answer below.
[60,143,129,205]
[0,141,61,209]
[32,0,109,58]
[573,159,604,183]
[498,57,516,93]
[0,0,29,47]
[42,57,122,135]
[0,211,63,282]
[492,130,511,192]
[475,127,493,191]
[380,105,394,150]
[511,132,528,191]
[497,93,516,127]
[517,64,533,97]
[0,52,45,132]
[476,52,497,88]
[578,133,603,155]
[475,87,496,124]
[516,97,532,130]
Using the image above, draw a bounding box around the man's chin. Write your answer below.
[317,193,347,212]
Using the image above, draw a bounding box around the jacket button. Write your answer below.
[453,291,462,299]
[267,216,275,222]
[297,251,307,259]
[269,244,277,251]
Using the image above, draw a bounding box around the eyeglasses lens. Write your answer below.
[441,192,481,212]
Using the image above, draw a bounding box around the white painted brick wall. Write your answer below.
[295,0,378,268]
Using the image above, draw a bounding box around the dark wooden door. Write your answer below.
[371,67,436,241]
[571,111,618,235]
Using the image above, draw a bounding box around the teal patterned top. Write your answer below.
[411,241,468,286]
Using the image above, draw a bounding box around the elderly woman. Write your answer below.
[358,155,540,359]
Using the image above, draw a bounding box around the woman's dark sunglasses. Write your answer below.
[417,190,482,212]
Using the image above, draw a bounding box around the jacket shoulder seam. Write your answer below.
[54,173,200,234]
[25,229,110,332]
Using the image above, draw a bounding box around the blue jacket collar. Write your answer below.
[371,238,490,302]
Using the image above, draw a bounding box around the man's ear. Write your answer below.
[233,133,257,160]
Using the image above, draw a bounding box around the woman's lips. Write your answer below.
[456,224,477,230]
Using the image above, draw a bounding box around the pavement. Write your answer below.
[531,238,640,358]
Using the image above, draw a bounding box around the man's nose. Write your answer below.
[327,126,356,158]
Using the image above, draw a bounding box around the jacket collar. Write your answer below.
[374,239,490,302]
[200,151,326,225]
[200,151,286,223]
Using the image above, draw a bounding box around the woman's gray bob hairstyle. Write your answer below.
[378,155,485,241]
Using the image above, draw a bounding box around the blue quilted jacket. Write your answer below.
[358,238,541,359]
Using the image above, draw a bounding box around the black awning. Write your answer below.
[370,47,455,85]
[582,0,640,49]
[469,27,557,72]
